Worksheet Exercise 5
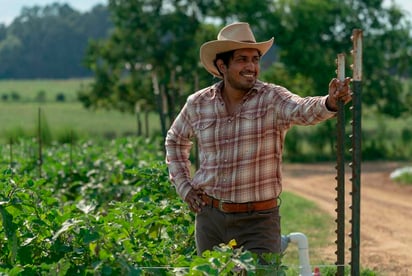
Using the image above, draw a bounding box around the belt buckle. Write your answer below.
[218,199,231,212]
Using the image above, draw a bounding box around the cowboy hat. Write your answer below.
[200,22,274,77]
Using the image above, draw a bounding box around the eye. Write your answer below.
[235,56,247,62]
[234,56,260,63]
[253,56,261,63]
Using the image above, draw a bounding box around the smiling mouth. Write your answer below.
[241,73,255,79]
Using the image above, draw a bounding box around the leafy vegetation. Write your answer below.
[0,137,194,274]
[0,1,410,274]
[0,137,377,275]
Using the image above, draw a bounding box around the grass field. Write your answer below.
[0,102,162,143]
[0,78,92,101]
[0,79,161,142]
[280,191,335,272]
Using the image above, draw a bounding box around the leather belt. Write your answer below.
[201,194,277,213]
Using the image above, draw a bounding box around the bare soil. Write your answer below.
[283,162,412,276]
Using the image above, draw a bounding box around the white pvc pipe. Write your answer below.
[287,232,312,276]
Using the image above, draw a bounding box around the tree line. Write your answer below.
[1,1,412,126]
[0,3,112,79]
[78,0,411,123]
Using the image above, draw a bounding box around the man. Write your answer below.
[165,22,351,258]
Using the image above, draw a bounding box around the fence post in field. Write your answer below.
[9,138,14,169]
[152,71,167,141]
[145,111,149,138]
[135,101,142,136]
[38,107,43,178]
[335,53,346,276]
[70,130,74,177]
[334,29,362,275]
[350,29,363,276]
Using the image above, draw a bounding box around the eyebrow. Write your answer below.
[233,50,261,58]
[233,54,261,60]
[234,52,260,57]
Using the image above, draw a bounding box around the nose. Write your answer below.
[245,59,257,71]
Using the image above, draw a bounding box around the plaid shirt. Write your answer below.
[165,80,335,203]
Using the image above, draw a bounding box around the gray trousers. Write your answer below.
[195,205,281,256]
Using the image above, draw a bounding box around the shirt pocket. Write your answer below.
[239,109,266,120]
[193,118,216,148]
[239,109,272,136]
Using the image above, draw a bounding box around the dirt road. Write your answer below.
[283,162,412,276]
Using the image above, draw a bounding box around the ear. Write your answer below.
[215,59,227,75]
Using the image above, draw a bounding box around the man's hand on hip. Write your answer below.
[185,187,205,213]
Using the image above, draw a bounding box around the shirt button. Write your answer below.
[225,139,229,143]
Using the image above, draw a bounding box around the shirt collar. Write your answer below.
[210,80,263,99]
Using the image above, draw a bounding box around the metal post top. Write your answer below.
[352,29,363,81]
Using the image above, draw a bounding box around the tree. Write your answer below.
[205,0,411,117]
[80,0,412,134]
[0,3,111,79]
[0,24,6,41]
[80,0,218,136]
[255,0,412,156]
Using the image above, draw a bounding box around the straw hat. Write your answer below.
[200,22,274,77]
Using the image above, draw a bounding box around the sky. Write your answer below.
[0,0,411,26]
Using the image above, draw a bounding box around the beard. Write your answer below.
[226,71,256,93]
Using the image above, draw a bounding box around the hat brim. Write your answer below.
[200,38,274,78]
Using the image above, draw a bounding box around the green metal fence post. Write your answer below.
[350,29,363,276]
[335,53,346,276]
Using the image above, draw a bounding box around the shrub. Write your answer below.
[56,129,80,144]
[11,91,20,101]
[56,92,66,102]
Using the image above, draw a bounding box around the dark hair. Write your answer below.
[213,50,235,76]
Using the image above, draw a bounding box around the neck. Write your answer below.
[221,83,247,105]
[221,84,246,115]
